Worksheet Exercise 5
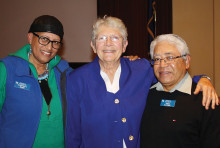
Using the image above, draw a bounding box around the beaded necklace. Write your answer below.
[28,51,52,119]
[38,64,49,82]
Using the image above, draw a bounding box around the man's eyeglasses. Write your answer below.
[32,32,62,49]
[96,35,122,43]
[151,55,187,65]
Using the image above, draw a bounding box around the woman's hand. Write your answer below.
[194,78,219,110]
[123,55,140,61]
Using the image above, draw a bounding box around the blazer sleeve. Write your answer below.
[65,71,82,148]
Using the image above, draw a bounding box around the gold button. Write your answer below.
[115,99,119,104]
[122,118,126,123]
[129,135,134,141]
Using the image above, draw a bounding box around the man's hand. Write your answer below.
[194,78,219,110]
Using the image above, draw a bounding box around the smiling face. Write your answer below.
[153,41,190,91]
[28,32,60,66]
[91,25,128,65]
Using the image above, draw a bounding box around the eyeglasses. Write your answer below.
[32,32,62,49]
[96,35,122,43]
[151,55,186,65]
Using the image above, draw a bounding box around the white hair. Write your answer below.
[150,34,190,59]
[91,16,128,46]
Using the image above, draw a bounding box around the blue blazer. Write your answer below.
[66,57,156,148]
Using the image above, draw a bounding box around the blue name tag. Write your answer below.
[14,81,30,91]
[160,99,176,107]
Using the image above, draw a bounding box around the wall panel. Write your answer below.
[173,0,220,94]
[214,0,220,94]
[0,0,97,62]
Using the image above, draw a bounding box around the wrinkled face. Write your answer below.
[91,25,128,64]
[153,41,190,91]
[28,32,60,65]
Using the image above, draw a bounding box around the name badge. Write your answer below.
[160,99,176,107]
[14,81,30,91]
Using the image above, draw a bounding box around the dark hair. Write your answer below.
[29,15,64,41]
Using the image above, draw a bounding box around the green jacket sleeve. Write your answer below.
[0,62,6,112]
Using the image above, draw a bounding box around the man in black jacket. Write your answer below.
[141,34,220,148]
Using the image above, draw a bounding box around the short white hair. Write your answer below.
[91,16,128,46]
[150,34,190,59]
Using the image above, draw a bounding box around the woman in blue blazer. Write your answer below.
[65,16,218,148]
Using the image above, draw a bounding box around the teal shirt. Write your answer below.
[0,44,65,148]
[0,62,6,112]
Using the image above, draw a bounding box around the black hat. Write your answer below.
[29,15,64,41]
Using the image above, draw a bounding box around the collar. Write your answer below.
[90,57,131,92]
[151,72,192,95]
[9,44,61,70]
[100,64,121,93]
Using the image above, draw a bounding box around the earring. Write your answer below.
[29,48,32,54]
[54,56,56,61]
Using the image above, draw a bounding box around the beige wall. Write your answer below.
[173,0,220,94]
[0,0,97,62]
[214,0,220,94]
[1,1,220,93]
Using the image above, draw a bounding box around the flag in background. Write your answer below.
[147,0,156,52]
